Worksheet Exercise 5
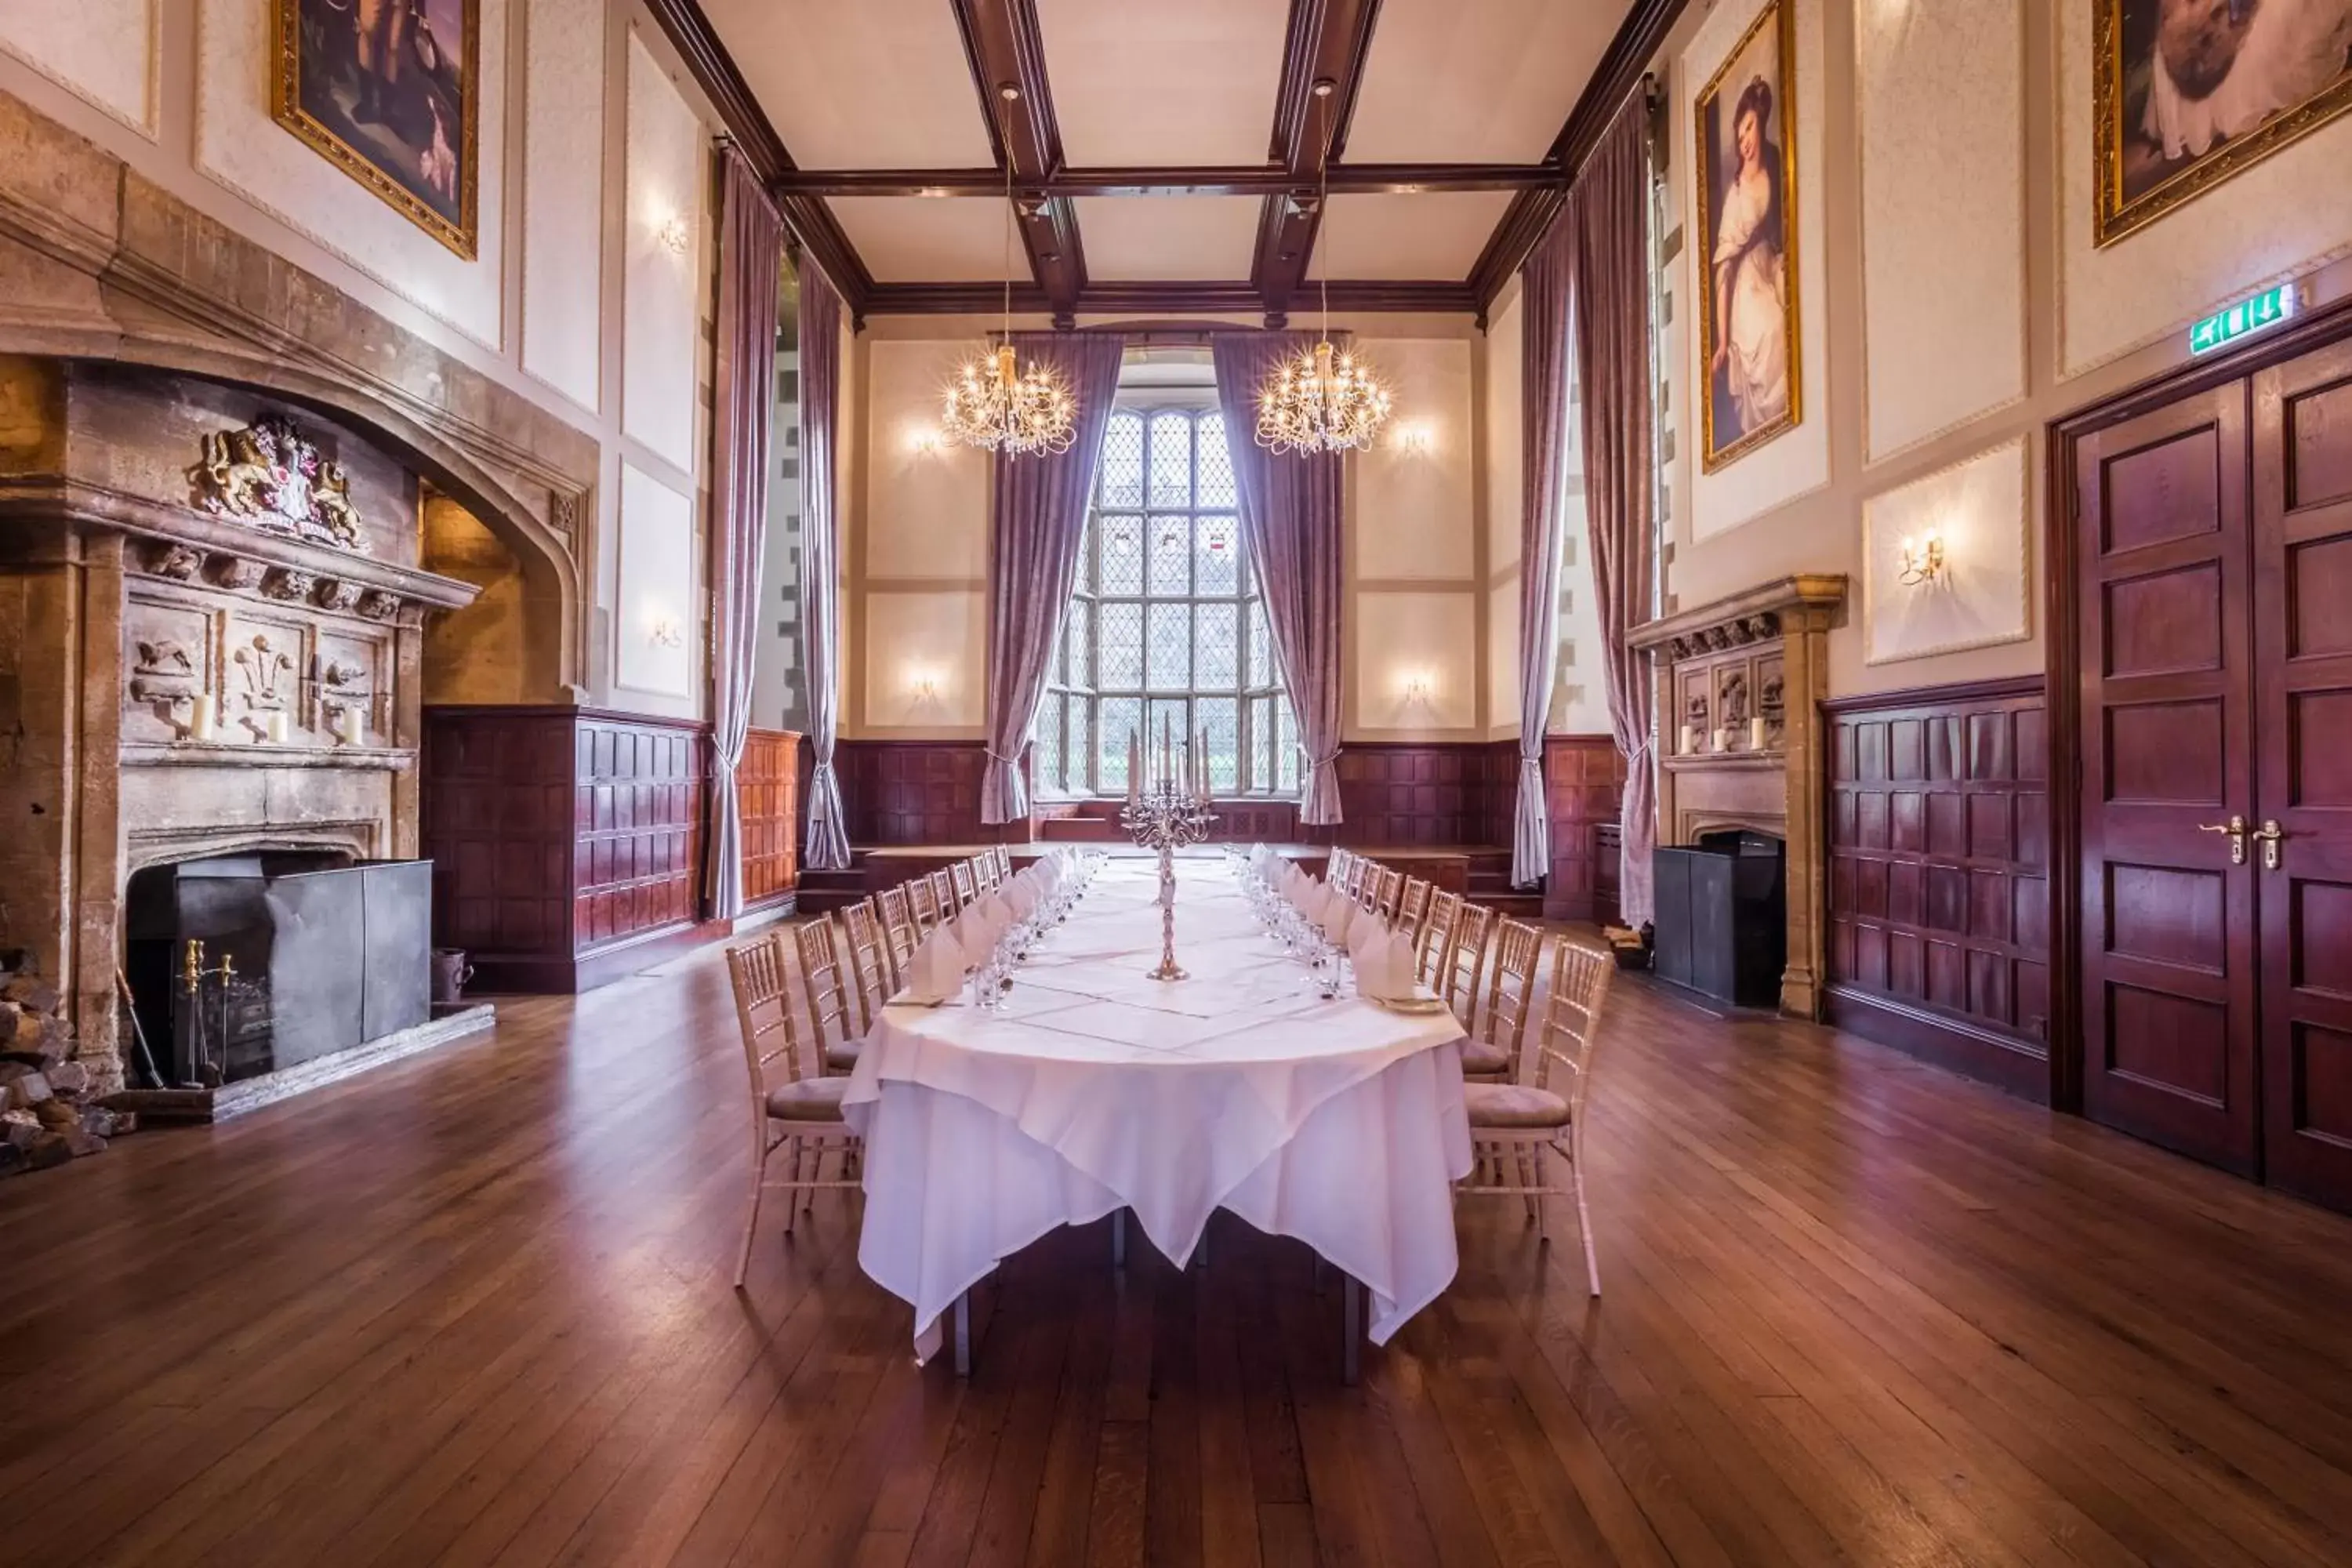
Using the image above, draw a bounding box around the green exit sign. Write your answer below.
[2189,282,2298,356]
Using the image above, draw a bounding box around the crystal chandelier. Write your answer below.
[942,85,1078,458]
[1255,80,1393,456]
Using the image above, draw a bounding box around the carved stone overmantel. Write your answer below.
[1630,574,1848,1018]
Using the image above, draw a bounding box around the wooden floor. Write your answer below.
[5,946,2352,1568]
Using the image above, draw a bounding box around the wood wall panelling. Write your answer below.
[738,728,803,911]
[835,740,1003,845]
[1824,678,2050,1098]
[1330,741,1518,846]
[1544,735,1627,921]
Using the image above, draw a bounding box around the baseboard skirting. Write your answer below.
[1824,983,2049,1102]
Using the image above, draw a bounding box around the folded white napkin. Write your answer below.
[1346,913,1390,963]
[951,907,1001,962]
[1001,875,1038,917]
[1287,876,1322,916]
[1353,927,1421,1003]
[898,924,968,1004]
[1317,890,1356,946]
[971,891,1014,938]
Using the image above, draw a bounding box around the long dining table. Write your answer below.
[840,853,1474,1376]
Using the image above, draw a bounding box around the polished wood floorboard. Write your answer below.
[5,944,2351,1567]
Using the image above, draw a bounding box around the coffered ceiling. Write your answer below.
[655,0,1684,325]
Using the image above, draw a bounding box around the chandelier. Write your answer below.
[1255,80,1393,456]
[942,85,1078,458]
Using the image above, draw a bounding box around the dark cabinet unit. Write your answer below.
[1653,831,1786,1009]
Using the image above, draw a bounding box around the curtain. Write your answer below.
[1512,226,1574,887]
[705,148,782,918]
[1566,96,1658,926]
[979,332,1127,824]
[1211,332,1346,826]
[798,265,852,869]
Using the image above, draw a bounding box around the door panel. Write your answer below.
[2078,387,2262,1174]
[2254,339,2352,1209]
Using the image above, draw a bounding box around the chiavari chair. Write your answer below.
[877,884,918,987]
[949,858,978,908]
[929,868,959,916]
[1327,847,1355,886]
[973,851,1001,892]
[793,918,864,1076]
[1417,889,1462,991]
[726,932,858,1281]
[907,874,942,938]
[1397,877,1433,946]
[1372,866,1406,922]
[1446,902,1497,1035]
[991,845,1011,881]
[1460,918,1541,1082]
[839,900,894,1029]
[1458,938,1616,1294]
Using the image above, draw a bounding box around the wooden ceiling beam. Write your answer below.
[640,0,873,318]
[861,279,1475,318]
[770,162,1563,198]
[949,0,1087,328]
[1467,0,1686,316]
[1250,0,1385,328]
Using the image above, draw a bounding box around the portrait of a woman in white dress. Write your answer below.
[1697,2,1801,469]
[2100,0,2352,245]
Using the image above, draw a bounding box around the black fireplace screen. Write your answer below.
[125,855,432,1087]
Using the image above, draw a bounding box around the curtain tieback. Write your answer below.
[985,750,1021,766]
[1311,750,1341,768]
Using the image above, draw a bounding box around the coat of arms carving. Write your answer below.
[188,414,370,554]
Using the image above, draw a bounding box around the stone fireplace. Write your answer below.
[1629,575,1847,1018]
[0,357,478,1094]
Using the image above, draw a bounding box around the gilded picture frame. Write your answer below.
[2094,0,2352,249]
[269,0,481,259]
[1693,0,1802,474]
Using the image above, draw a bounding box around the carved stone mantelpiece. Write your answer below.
[1631,575,1849,1018]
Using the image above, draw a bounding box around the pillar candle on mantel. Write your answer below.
[1127,728,1142,803]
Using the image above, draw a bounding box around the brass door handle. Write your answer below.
[2198,815,2248,864]
[2252,819,2285,870]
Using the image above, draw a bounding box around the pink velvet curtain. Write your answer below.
[979,332,1127,824]
[704,147,782,917]
[1211,332,1346,826]
[1566,96,1657,926]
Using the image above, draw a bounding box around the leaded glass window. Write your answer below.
[1035,404,1298,797]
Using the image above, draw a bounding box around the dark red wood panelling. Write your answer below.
[422,706,710,993]
[1328,742,1519,846]
[834,741,1003,844]
[1824,679,2050,1098]
[1543,735,1627,921]
[739,728,802,909]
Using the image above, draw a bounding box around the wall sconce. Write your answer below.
[906,425,944,457]
[646,613,685,649]
[655,213,691,257]
[1897,531,1946,587]
[1392,420,1436,457]
[906,667,943,707]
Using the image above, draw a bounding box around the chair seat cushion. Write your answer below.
[825,1038,862,1073]
[766,1076,851,1120]
[1457,1037,1513,1076]
[1465,1083,1571,1129]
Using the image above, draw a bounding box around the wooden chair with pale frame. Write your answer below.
[973,851,1000,892]
[908,875,942,938]
[949,858,978,908]
[1372,866,1406,923]
[725,932,860,1285]
[1417,889,1462,992]
[1326,847,1354,887]
[1397,877,1433,946]
[1444,902,1497,1036]
[877,884,917,987]
[839,900,894,1026]
[929,868,959,916]
[1460,918,1540,1082]
[793,918,865,1076]
[1458,938,1616,1294]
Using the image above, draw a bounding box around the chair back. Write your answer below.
[877,884,917,983]
[973,851,999,891]
[929,868,958,914]
[908,874,942,936]
[1447,902,1497,1027]
[992,845,1011,880]
[1417,889,1462,989]
[950,858,978,907]
[793,918,858,1069]
[1341,855,1370,901]
[1536,938,1617,1113]
[1373,866,1405,920]
[1482,918,1544,1077]
[840,899,893,1024]
[1397,877,1432,944]
[727,931,811,1105]
[1327,848,1353,884]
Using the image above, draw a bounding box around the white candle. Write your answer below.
[1679,724,1698,754]
[1750,717,1768,750]
[265,710,289,746]
[1196,726,1210,802]
[1127,727,1141,803]
[1161,713,1172,793]
[190,694,218,742]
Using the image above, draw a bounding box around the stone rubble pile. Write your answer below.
[0,951,137,1178]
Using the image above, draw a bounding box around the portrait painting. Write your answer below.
[2096,0,2352,246]
[1694,0,1802,474]
[270,0,480,257]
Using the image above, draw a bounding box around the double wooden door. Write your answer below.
[2074,332,2352,1211]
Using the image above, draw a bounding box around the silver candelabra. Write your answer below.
[1120,779,1217,981]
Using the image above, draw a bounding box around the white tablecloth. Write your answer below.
[842,857,1473,1359]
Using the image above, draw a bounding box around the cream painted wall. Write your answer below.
[0,0,724,720]
[1483,287,1524,742]
[1657,0,2352,698]
[621,30,700,471]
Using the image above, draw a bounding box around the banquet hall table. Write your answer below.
[841,856,1473,1374]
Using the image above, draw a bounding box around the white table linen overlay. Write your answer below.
[844,858,1472,1360]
